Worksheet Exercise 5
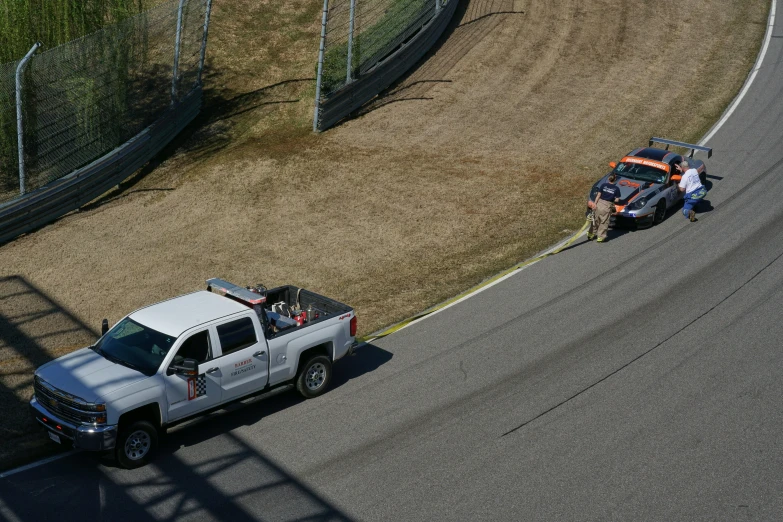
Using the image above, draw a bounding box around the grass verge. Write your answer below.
[0,0,770,471]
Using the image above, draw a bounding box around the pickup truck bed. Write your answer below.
[262,285,351,326]
[264,285,351,316]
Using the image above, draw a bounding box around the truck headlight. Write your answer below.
[84,402,106,412]
[92,413,108,424]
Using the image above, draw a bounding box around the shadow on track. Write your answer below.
[0,430,356,521]
[0,338,391,520]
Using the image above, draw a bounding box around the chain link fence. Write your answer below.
[321,0,437,94]
[314,0,455,130]
[0,61,20,197]
[0,0,210,206]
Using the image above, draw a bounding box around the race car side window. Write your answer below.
[667,155,682,182]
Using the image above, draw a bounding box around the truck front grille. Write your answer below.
[34,377,97,425]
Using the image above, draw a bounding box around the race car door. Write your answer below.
[164,329,222,422]
[666,155,683,207]
[207,316,270,401]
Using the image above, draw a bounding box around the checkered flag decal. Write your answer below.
[188,374,207,400]
[195,374,206,397]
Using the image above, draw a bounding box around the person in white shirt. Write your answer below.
[676,160,707,222]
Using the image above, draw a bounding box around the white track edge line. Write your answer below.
[0,450,77,479]
[701,0,777,146]
[5,0,777,479]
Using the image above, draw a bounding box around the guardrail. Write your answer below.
[0,0,211,245]
[314,0,458,131]
[0,89,201,245]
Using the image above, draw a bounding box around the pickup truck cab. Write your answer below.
[30,279,356,468]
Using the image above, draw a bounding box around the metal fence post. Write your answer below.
[171,0,187,104]
[313,0,330,132]
[16,42,41,196]
[346,0,357,83]
[197,0,213,86]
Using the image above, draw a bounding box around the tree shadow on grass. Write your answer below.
[169,69,315,164]
[82,68,315,212]
[0,275,99,472]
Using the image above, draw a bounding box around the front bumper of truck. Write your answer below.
[30,397,117,451]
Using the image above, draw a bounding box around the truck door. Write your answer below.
[164,330,222,421]
[209,316,270,401]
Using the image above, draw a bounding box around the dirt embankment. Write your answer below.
[0,0,769,469]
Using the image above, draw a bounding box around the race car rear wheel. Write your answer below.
[653,201,666,225]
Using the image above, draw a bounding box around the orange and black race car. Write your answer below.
[587,137,712,228]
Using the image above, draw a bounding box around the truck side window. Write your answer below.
[216,318,257,356]
[176,330,211,363]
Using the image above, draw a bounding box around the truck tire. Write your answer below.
[116,420,158,469]
[296,355,332,399]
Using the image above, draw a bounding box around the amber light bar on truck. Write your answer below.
[206,278,267,306]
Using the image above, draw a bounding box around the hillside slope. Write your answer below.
[0,0,768,468]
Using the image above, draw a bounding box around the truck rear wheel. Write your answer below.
[116,420,158,469]
[296,355,332,399]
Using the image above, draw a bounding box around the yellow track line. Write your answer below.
[358,219,591,344]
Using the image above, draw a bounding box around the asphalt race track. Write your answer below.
[3,3,783,521]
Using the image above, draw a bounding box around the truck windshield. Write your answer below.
[614,162,667,184]
[94,318,177,376]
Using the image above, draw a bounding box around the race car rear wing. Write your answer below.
[649,137,712,159]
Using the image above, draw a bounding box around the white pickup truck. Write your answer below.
[30,279,357,468]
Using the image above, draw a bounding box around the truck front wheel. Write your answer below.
[296,355,332,399]
[116,420,159,469]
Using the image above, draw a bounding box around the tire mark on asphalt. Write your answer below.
[304,192,783,481]
[324,159,783,431]
[502,239,783,437]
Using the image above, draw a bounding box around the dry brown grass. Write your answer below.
[0,276,99,468]
[0,0,769,470]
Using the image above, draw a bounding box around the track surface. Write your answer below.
[3,3,783,522]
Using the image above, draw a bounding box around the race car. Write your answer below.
[587,137,712,228]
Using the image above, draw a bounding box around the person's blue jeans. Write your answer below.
[682,187,707,218]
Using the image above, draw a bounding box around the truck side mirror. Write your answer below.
[609,161,617,169]
[168,358,198,377]
[101,319,109,336]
